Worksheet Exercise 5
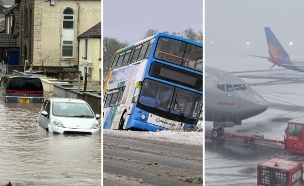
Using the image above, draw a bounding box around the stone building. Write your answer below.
[18,0,101,67]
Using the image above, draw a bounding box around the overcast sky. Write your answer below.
[103,0,203,44]
[206,0,304,58]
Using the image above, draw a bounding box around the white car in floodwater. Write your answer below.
[37,97,101,134]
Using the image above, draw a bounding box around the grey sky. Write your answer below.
[206,0,304,58]
[103,0,203,44]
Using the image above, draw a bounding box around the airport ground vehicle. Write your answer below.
[211,118,304,155]
[37,97,101,134]
[0,74,44,103]
[257,158,304,186]
[103,33,203,131]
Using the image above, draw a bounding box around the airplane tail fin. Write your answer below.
[264,27,292,65]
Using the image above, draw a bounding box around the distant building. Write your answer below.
[78,22,101,82]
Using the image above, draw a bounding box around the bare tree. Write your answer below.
[103,37,128,77]
[182,28,198,42]
[143,28,203,43]
[143,29,158,38]
[197,30,203,43]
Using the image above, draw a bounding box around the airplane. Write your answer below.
[205,66,268,138]
[250,27,304,72]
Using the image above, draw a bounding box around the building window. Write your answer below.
[63,8,74,29]
[62,40,73,57]
[62,8,74,58]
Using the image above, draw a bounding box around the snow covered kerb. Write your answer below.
[103,130,203,146]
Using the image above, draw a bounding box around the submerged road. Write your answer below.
[103,131,203,186]
[0,97,101,185]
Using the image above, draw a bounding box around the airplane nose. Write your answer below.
[251,94,268,114]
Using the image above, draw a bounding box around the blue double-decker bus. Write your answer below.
[103,33,203,131]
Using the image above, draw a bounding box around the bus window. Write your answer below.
[116,52,125,68]
[104,87,125,107]
[144,39,154,59]
[104,94,112,108]
[139,79,174,110]
[121,50,132,67]
[130,45,142,64]
[116,87,125,105]
[109,92,118,106]
[171,88,202,119]
[155,37,184,65]
[111,53,120,69]
[137,41,149,61]
[183,44,203,71]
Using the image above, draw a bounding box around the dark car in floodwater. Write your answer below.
[0,74,44,103]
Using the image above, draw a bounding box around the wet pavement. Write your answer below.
[0,101,101,185]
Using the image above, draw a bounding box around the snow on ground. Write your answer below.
[206,58,304,185]
[103,130,203,147]
[103,173,154,186]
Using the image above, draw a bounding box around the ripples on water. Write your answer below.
[0,101,101,186]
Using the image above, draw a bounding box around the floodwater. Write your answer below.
[0,101,101,186]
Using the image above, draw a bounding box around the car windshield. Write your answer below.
[7,77,43,91]
[52,102,94,118]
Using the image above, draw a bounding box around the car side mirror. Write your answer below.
[96,114,101,120]
[41,110,48,117]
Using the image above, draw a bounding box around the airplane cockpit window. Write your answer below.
[233,84,247,90]
[217,84,225,91]
[226,84,234,92]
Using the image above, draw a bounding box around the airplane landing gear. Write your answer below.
[211,127,225,145]
[212,127,224,138]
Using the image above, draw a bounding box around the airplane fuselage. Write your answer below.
[205,66,268,128]
[268,58,304,72]
[205,87,268,123]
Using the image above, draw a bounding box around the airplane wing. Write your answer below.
[248,54,269,59]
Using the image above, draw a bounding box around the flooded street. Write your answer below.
[0,101,101,185]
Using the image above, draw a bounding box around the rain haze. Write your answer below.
[103,0,203,44]
[206,0,304,59]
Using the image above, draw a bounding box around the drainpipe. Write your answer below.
[77,38,80,68]
[76,1,80,69]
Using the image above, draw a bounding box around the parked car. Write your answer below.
[37,97,101,134]
[0,74,44,103]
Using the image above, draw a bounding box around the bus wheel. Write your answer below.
[118,112,126,130]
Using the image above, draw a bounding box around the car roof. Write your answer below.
[50,97,87,103]
[4,74,41,79]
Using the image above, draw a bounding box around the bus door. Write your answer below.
[285,123,304,152]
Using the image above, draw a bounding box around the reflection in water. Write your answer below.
[0,101,101,185]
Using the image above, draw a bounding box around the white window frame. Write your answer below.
[62,40,73,58]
